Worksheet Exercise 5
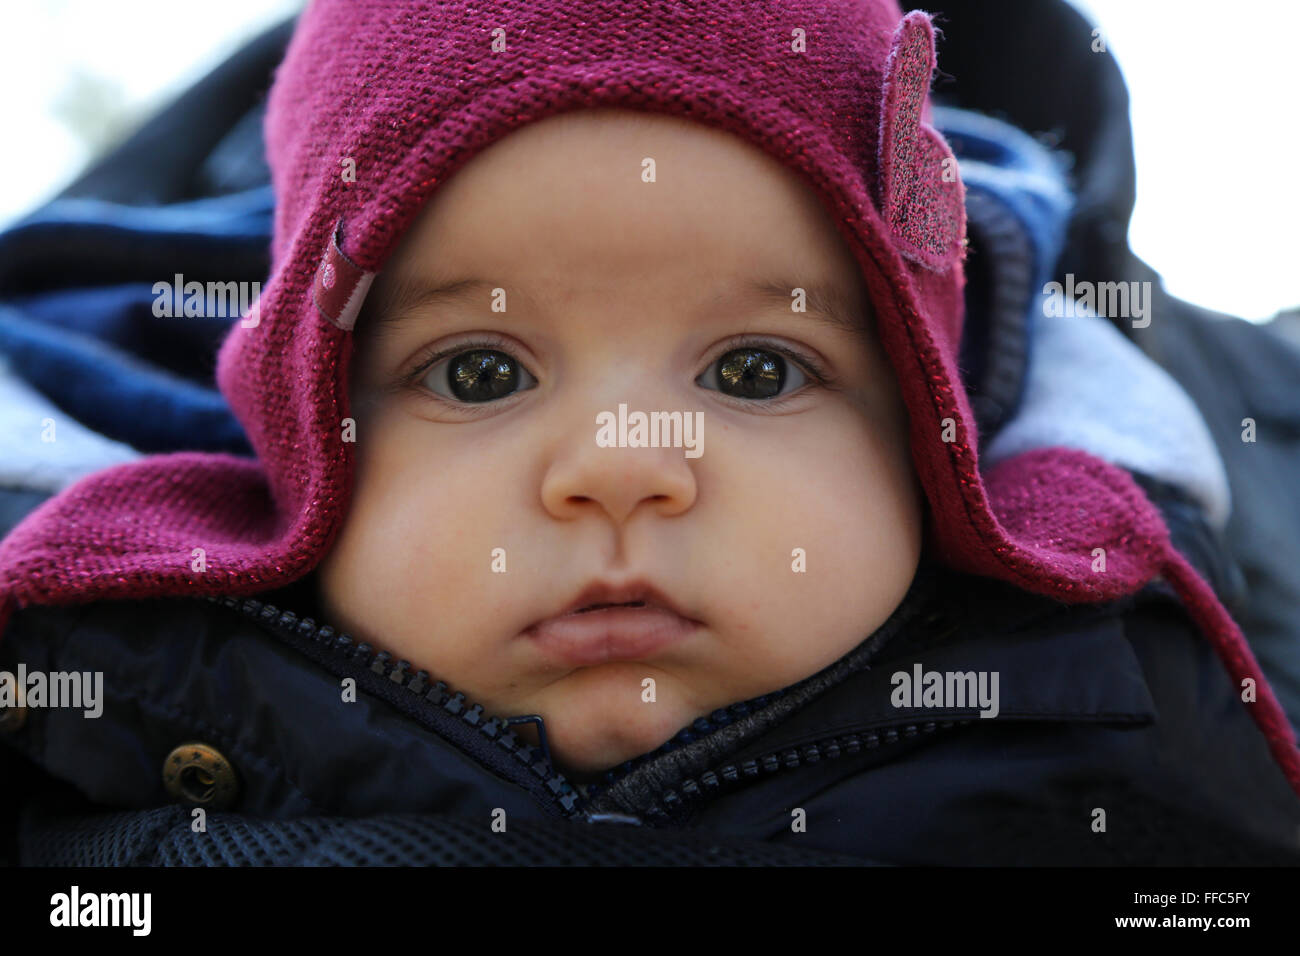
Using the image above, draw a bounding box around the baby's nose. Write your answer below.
[539,402,699,525]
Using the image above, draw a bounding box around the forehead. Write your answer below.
[359,108,875,338]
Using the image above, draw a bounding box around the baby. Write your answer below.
[4,0,1300,866]
[314,107,925,778]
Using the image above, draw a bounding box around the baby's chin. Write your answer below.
[511,663,717,779]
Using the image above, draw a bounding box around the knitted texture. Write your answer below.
[0,0,1297,794]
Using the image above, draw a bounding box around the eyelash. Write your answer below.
[398,332,831,412]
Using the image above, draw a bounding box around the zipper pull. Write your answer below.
[585,812,644,826]
[503,714,553,768]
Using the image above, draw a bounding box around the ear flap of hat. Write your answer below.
[876,11,967,272]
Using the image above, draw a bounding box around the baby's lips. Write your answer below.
[523,604,699,668]
[544,577,698,625]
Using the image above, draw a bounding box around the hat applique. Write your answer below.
[312,218,375,332]
[876,11,967,272]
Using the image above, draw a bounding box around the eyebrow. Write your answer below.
[730,277,872,336]
[362,275,499,338]
[362,274,871,338]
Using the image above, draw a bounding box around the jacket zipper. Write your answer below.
[596,717,973,825]
[203,594,587,821]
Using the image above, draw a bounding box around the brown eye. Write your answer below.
[699,346,809,400]
[424,348,536,403]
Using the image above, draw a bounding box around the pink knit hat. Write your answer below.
[2,0,1298,794]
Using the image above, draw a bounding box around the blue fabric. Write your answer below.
[0,187,273,457]
[936,106,1076,264]
[935,106,1075,435]
[0,304,251,457]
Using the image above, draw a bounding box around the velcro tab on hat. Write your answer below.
[312,219,374,331]
[877,11,967,272]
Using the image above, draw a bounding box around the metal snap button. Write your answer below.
[162,742,239,809]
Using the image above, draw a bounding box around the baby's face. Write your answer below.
[316,108,923,778]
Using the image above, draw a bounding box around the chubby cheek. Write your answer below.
[321,411,526,696]
[701,407,921,687]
